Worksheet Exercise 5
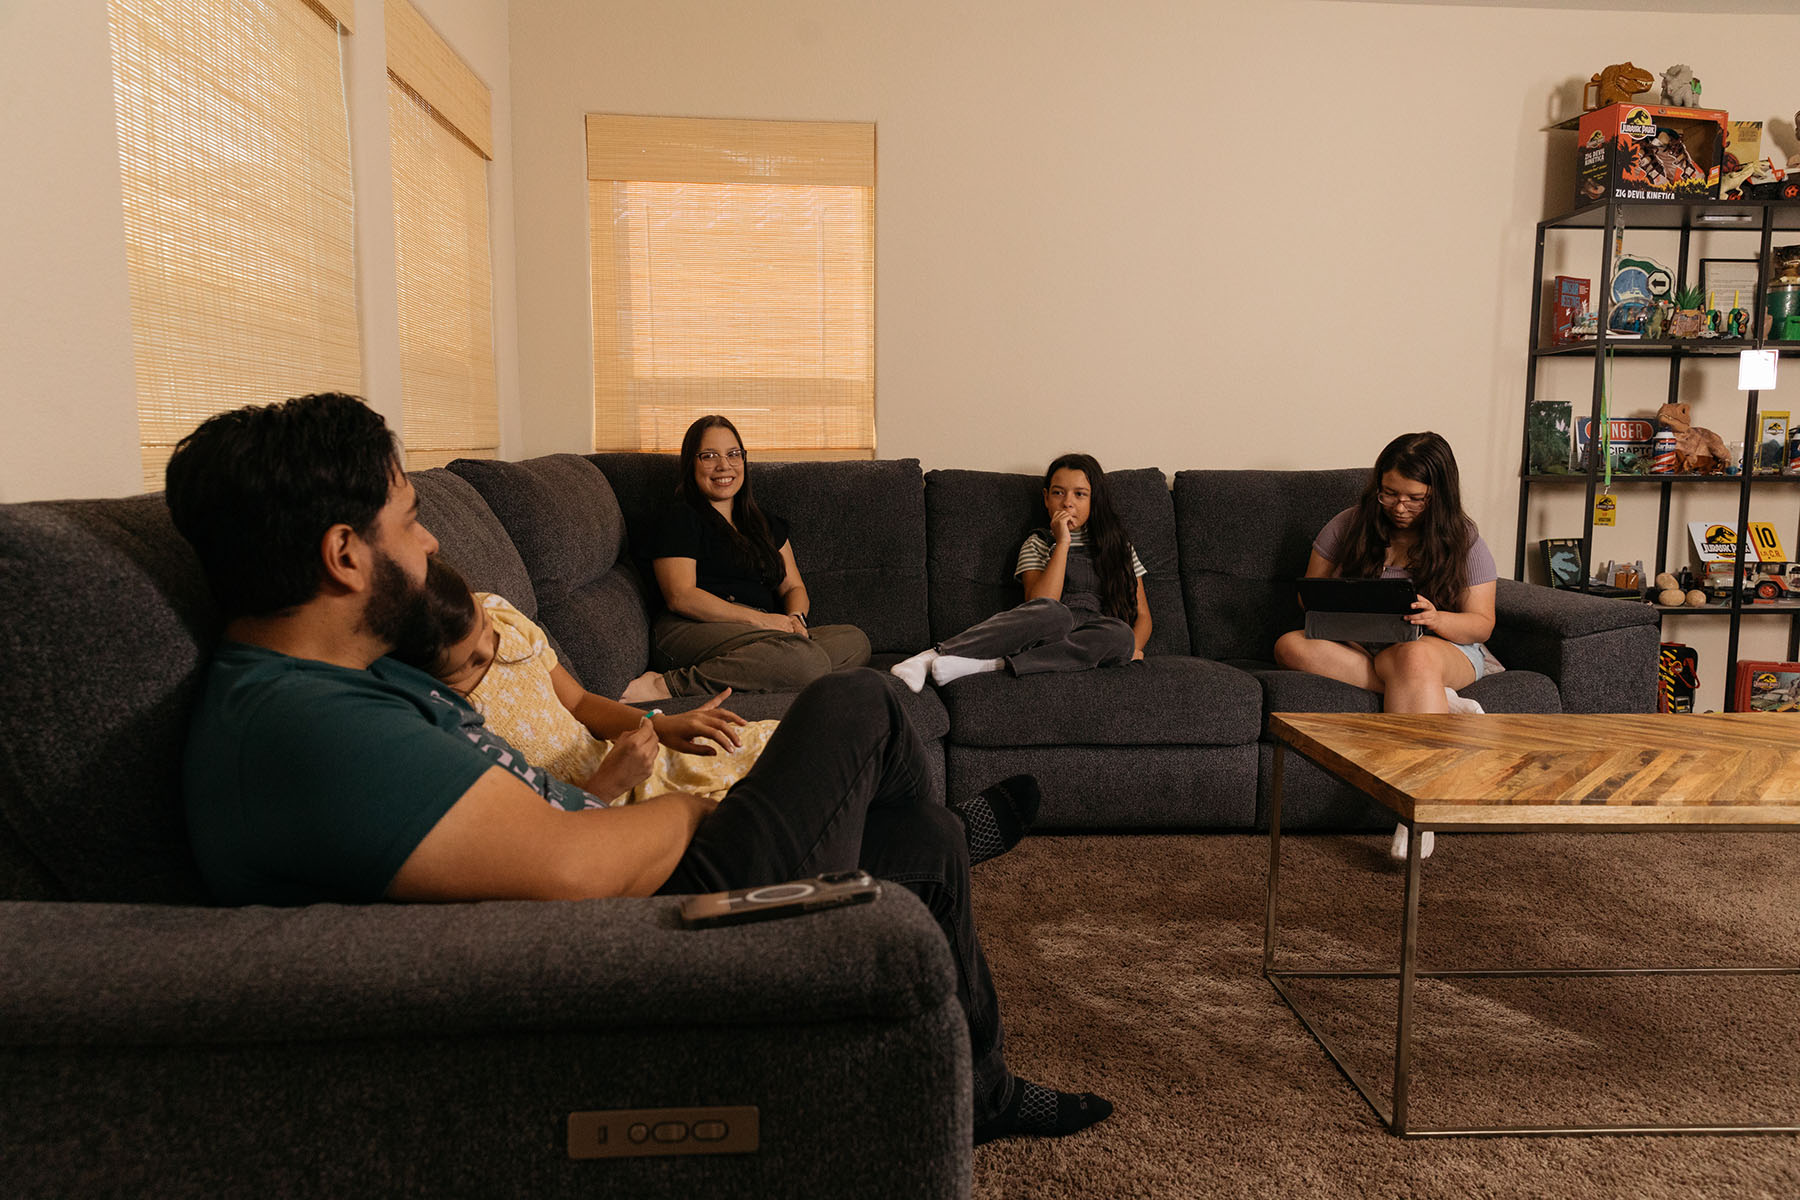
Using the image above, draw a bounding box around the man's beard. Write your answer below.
[362,547,434,655]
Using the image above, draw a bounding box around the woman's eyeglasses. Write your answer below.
[696,449,744,463]
[1378,486,1429,511]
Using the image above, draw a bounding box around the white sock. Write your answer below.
[1389,824,1435,860]
[890,649,939,693]
[931,654,1005,686]
[1445,686,1484,715]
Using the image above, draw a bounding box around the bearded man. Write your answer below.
[163,393,1109,1146]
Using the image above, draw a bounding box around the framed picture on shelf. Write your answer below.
[1539,537,1585,589]
[1699,258,1760,337]
[1731,660,1800,712]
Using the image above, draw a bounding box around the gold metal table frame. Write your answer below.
[1261,714,1800,1139]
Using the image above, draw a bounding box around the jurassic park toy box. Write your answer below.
[1576,103,1725,206]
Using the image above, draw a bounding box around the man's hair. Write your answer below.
[165,393,403,619]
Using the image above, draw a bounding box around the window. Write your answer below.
[386,0,498,469]
[108,0,361,490]
[587,115,875,458]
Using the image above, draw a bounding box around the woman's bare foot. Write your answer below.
[621,670,671,703]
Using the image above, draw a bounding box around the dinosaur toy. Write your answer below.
[1659,64,1701,108]
[1656,402,1729,474]
[1584,62,1655,111]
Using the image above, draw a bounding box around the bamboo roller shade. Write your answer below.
[390,72,498,468]
[386,0,491,159]
[109,0,362,491]
[586,115,875,457]
[309,0,353,32]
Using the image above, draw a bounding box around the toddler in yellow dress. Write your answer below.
[398,560,774,808]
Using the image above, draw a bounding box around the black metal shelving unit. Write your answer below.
[1516,199,1800,710]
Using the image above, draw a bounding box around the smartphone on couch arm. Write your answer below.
[679,870,882,929]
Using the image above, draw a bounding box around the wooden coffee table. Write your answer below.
[1262,711,1800,1138]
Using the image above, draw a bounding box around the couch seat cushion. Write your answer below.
[939,656,1260,748]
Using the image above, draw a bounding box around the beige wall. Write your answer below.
[7,0,1798,707]
[508,0,1800,709]
[0,0,518,501]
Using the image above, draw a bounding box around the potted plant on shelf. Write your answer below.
[1668,285,1707,338]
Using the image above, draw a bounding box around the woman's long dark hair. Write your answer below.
[1336,431,1474,610]
[677,415,784,591]
[1044,452,1137,625]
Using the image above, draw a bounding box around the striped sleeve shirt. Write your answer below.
[1014,528,1147,578]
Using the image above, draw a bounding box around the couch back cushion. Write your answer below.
[411,468,538,618]
[446,455,647,696]
[591,453,931,654]
[1173,467,1366,660]
[924,467,1189,657]
[0,497,215,902]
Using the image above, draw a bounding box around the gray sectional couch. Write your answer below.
[0,453,1659,1197]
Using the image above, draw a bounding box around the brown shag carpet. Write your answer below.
[969,832,1800,1199]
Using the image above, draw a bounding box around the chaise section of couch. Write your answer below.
[0,487,970,1199]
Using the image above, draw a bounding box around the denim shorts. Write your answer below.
[1450,639,1488,681]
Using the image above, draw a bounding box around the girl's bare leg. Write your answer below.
[1371,638,1476,713]
[1273,629,1380,691]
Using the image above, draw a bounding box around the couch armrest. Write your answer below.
[1489,578,1662,713]
[1,893,970,1199]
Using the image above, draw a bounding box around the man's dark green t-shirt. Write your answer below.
[184,642,590,906]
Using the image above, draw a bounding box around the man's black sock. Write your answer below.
[950,774,1040,866]
[973,1079,1113,1146]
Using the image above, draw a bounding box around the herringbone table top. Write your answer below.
[1270,712,1800,825]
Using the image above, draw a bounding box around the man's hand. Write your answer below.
[581,718,659,801]
[652,690,748,755]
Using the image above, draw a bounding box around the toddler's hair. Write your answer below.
[390,557,480,677]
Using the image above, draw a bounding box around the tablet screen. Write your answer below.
[1295,576,1418,614]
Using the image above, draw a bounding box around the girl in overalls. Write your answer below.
[891,453,1150,691]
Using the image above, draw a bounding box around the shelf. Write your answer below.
[1543,198,1800,232]
[1522,473,1800,485]
[1532,339,1800,358]
[1522,196,1800,708]
[1656,602,1800,615]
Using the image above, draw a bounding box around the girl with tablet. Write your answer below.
[1273,431,1501,859]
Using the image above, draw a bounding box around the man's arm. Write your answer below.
[386,766,713,901]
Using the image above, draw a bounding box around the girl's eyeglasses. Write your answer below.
[1378,486,1429,511]
[696,449,745,463]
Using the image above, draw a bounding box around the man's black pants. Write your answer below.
[657,669,1009,1123]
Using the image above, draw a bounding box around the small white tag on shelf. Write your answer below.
[1738,350,1777,391]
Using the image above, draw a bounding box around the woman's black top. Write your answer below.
[652,502,790,614]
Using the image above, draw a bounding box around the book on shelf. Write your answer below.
[1526,400,1573,474]
[1550,275,1593,346]
[1574,416,1655,474]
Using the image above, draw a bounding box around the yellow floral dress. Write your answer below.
[467,594,778,806]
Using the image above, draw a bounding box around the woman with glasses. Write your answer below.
[1273,431,1500,859]
[622,414,871,703]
